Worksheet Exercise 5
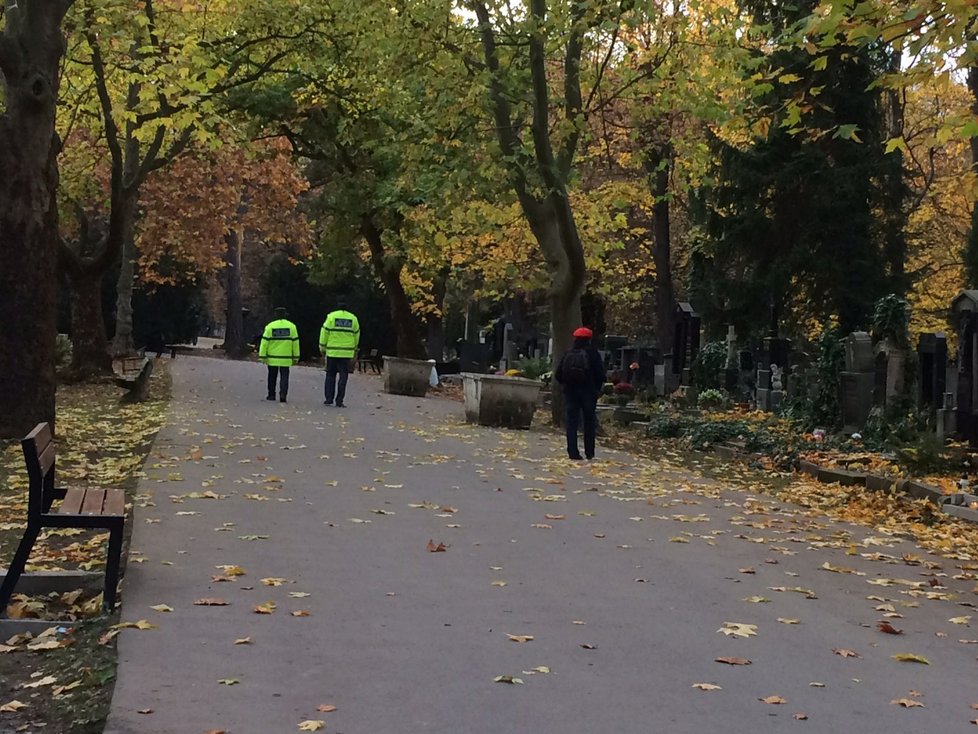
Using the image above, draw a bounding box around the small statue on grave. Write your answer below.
[771,364,784,392]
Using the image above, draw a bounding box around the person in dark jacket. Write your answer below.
[555,327,606,460]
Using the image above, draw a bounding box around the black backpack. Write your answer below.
[562,348,590,387]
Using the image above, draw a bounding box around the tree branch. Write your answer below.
[527,0,560,191]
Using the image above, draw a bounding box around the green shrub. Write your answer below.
[646,414,684,439]
[56,334,73,369]
[698,388,728,409]
[516,357,552,381]
[690,341,726,390]
[686,418,748,449]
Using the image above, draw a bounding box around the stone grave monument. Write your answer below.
[953,290,978,446]
[840,331,875,433]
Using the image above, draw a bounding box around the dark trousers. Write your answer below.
[565,389,597,459]
[325,357,351,404]
[267,366,290,398]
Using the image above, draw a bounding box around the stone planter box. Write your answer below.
[462,373,542,429]
[384,356,435,397]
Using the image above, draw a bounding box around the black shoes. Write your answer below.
[323,400,332,406]
[568,454,584,460]
[280,396,287,403]
[336,402,345,408]
[266,394,275,401]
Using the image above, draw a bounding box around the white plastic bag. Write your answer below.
[429,366,439,387]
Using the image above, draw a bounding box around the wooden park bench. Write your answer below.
[0,423,126,615]
[357,348,383,374]
[112,354,153,402]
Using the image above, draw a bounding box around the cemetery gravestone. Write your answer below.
[840,331,875,433]
[953,290,978,446]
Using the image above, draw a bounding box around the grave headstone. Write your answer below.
[918,332,948,410]
[953,290,978,445]
[671,302,700,379]
[840,331,875,433]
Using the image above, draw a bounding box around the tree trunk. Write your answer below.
[223,227,246,359]
[110,227,137,356]
[66,267,111,375]
[646,142,675,350]
[522,198,585,423]
[965,64,978,287]
[426,266,450,360]
[0,0,71,438]
[361,218,427,359]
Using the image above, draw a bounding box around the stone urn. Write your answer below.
[462,373,542,429]
[384,356,435,397]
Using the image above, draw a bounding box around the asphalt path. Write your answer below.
[105,357,978,733]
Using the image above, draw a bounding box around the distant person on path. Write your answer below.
[259,307,300,403]
[555,327,605,460]
[319,297,360,408]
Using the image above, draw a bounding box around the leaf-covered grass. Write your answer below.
[0,364,170,734]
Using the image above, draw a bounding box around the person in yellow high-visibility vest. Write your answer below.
[259,307,300,403]
[319,297,360,407]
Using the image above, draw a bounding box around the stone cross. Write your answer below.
[725,325,737,371]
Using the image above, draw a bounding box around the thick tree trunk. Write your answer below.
[522,198,585,424]
[965,64,978,287]
[0,0,71,438]
[66,268,111,375]
[109,191,138,357]
[223,227,246,359]
[647,142,675,350]
[361,218,427,359]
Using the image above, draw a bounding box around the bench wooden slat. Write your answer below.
[59,488,86,515]
[81,488,106,515]
[103,489,125,517]
[37,441,55,477]
[25,423,52,450]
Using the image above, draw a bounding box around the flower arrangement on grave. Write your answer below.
[613,381,636,405]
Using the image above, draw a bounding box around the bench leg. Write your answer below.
[103,524,124,613]
[0,526,40,615]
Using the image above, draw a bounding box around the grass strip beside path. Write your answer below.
[0,363,170,734]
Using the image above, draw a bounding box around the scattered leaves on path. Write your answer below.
[194,598,229,606]
[718,622,757,638]
[298,720,325,731]
[494,675,524,685]
[892,653,930,664]
[692,683,722,690]
[760,695,787,704]
[426,539,447,552]
[891,698,925,708]
[833,648,860,658]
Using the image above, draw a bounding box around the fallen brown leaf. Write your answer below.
[760,695,787,704]
[426,539,447,552]
[316,705,337,713]
[833,648,860,658]
[891,698,925,708]
[878,621,903,635]
[194,598,229,606]
[715,657,752,666]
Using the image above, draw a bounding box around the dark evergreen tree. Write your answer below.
[692,0,905,337]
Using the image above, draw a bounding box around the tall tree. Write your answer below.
[59,0,313,366]
[0,0,72,438]
[696,0,895,335]
[469,0,589,416]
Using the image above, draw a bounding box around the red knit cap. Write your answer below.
[573,327,593,339]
